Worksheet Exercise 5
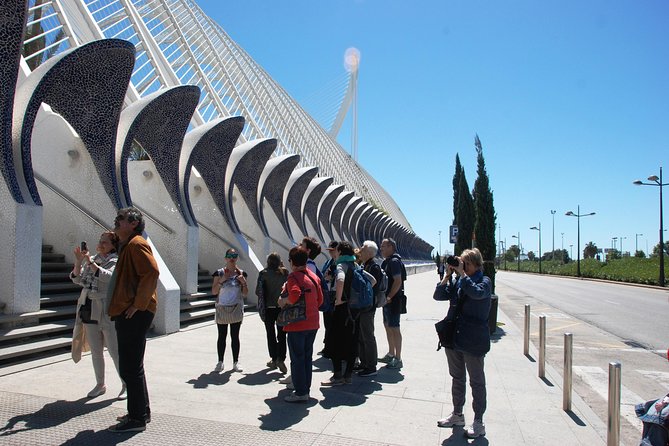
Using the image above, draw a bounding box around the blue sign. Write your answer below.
[449,225,458,244]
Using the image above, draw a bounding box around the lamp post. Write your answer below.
[438,230,442,255]
[569,244,573,261]
[530,223,542,274]
[512,233,521,272]
[634,167,667,287]
[566,205,596,277]
[550,210,556,257]
[620,236,626,257]
[561,232,565,263]
[612,237,618,252]
[635,233,643,254]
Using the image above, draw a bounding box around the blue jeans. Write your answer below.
[287,330,317,396]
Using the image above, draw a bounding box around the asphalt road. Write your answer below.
[495,271,669,446]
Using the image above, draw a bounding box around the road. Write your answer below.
[496,271,669,446]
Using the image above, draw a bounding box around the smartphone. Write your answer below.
[80,241,87,252]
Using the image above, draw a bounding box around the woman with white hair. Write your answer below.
[356,240,383,377]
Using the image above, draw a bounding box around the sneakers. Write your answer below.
[320,376,345,386]
[87,384,106,398]
[214,361,223,372]
[378,353,394,364]
[108,418,146,433]
[437,412,465,428]
[386,357,403,369]
[465,419,486,438]
[276,360,288,374]
[286,382,294,390]
[358,368,377,377]
[279,375,292,385]
[284,392,309,403]
[117,385,127,401]
[232,362,243,372]
[266,360,277,370]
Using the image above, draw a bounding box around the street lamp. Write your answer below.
[550,210,556,257]
[635,233,643,254]
[438,230,442,255]
[620,236,626,257]
[634,166,667,287]
[512,233,521,272]
[530,223,542,274]
[561,232,565,263]
[569,244,573,260]
[612,237,618,251]
[565,205,596,277]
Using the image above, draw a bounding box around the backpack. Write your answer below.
[345,263,374,310]
[374,264,388,308]
[307,259,330,312]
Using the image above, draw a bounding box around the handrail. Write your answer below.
[198,221,230,244]
[132,205,174,234]
[35,174,109,231]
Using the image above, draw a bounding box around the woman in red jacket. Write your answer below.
[278,247,323,402]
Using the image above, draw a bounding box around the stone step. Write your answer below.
[40,293,79,307]
[42,245,54,254]
[179,307,216,323]
[0,306,75,326]
[41,252,66,263]
[0,336,71,363]
[41,282,81,295]
[41,271,72,283]
[0,321,74,342]
[41,262,74,272]
[181,292,214,302]
[180,299,215,311]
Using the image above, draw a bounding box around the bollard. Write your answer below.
[539,315,546,378]
[607,362,621,446]
[563,333,573,411]
[524,304,530,356]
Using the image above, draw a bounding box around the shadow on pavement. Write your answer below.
[237,369,283,386]
[0,397,114,437]
[565,410,586,426]
[258,390,317,431]
[186,370,231,389]
[490,326,507,343]
[60,428,141,445]
[441,426,490,445]
[318,386,367,409]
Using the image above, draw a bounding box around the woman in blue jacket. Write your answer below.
[433,248,491,439]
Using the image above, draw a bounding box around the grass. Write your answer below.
[497,257,665,286]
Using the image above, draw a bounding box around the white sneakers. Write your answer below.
[87,384,106,398]
[232,362,243,372]
[465,420,486,438]
[117,385,127,400]
[437,412,465,427]
[284,392,309,403]
[437,414,485,438]
[214,361,224,372]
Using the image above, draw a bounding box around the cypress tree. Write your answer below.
[452,154,462,225]
[455,171,474,256]
[473,135,497,291]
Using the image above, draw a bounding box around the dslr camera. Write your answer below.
[446,255,460,267]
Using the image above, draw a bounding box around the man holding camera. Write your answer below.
[107,207,159,433]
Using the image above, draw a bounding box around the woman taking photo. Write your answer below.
[278,247,323,402]
[212,248,248,373]
[433,248,491,439]
[70,231,125,399]
[257,252,289,374]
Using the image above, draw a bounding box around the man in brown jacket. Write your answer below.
[108,207,159,433]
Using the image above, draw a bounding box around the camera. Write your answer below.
[80,241,87,252]
[446,255,460,267]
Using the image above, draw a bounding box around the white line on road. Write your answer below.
[573,366,642,433]
[604,300,620,305]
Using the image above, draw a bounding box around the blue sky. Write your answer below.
[197,0,668,258]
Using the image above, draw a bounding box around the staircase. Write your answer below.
[0,245,79,366]
[179,267,217,327]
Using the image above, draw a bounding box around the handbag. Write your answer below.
[435,291,467,351]
[255,274,266,322]
[277,271,317,327]
[215,303,243,325]
[79,297,97,324]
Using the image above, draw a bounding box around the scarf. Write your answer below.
[335,255,357,265]
[79,252,118,293]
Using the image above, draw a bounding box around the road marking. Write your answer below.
[546,322,581,333]
[636,370,669,388]
[547,344,651,353]
[573,366,642,432]
[604,300,620,306]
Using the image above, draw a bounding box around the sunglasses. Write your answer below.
[225,253,239,259]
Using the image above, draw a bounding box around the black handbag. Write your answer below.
[79,297,98,324]
[435,292,466,351]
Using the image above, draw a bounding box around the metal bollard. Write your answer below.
[539,315,546,378]
[563,333,573,411]
[524,304,530,356]
[607,362,621,446]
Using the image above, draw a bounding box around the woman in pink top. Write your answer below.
[278,247,323,402]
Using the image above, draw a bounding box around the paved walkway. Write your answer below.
[0,271,608,445]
